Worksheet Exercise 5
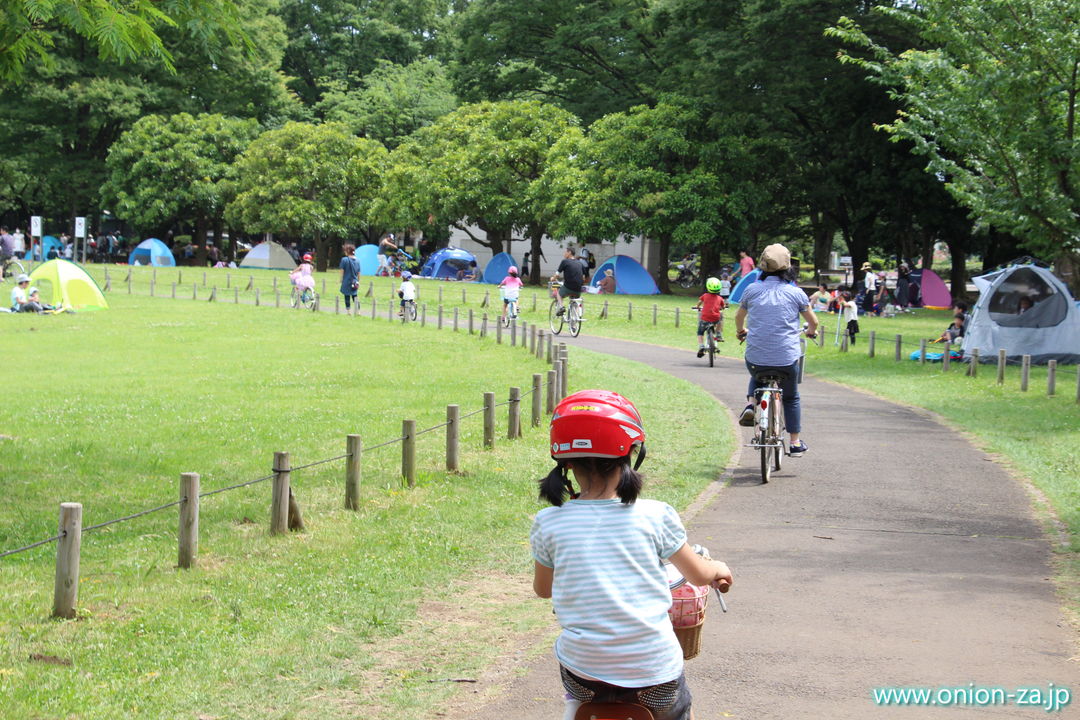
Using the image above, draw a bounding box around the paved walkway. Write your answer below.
[454,335,1078,719]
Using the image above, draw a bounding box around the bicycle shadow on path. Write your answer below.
[450,334,1078,720]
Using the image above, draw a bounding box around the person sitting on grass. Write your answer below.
[598,268,616,294]
[694,276,726,356]
[10,274,43,313]
[937,313,965,345]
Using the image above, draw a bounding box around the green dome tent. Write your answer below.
[28,259,109,311]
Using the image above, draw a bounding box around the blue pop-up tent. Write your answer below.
[482,252,517,283]
[128,238,176,266]
[25,235,63,261]
[356,244,380,276]
[421,246,477,280]
[729,269,761,303]
[589,255,660,295]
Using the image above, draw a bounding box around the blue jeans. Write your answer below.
[745,359,801,434]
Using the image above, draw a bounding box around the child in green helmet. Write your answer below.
[693,277,726,357]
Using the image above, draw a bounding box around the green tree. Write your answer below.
[541,97,746,293]
[373,100,577,276]
[1,0,251,85]
[100,113,261,249]
[316,59,458,147]
[226,121,388,270]
[829,0,1080,287]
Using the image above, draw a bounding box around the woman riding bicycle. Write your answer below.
[733,244,818,457]
[531,390,732,720]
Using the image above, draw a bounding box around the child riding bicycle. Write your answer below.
[531,390,732,720]
[289,253,316,301]
[397,271,417,316]
[498,265,524,322]
[693,277,726,357]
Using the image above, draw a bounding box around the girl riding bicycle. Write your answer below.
[531,390,732,720]
[290,253,316,300]
[498,265,524,323]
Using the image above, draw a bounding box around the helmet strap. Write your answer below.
[633,445,647,471]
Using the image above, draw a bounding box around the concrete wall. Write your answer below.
[446,226,659,279]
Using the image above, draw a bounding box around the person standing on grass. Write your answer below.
[737,250,755,280]
[840,290,859,345]
[734,244,818,458]
[340,244,360,310]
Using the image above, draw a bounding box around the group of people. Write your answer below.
[7,273,58,313]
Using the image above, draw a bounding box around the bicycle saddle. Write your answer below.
[575,702,655,720]
[752,367,791,383]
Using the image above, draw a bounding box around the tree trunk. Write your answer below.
[195,217,209,266]
[699,239,722,279]
[1055,249,1080,298]
[809,208,834,281]
[314,228,328,272]
[945,239,968,302]
[920,229,934,270]
[528,225,545,286]
[656,235,672,294]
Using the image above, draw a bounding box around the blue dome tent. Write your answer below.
[729,269,760,303]
[589,255,660,295]
[356,244,380,276]
[482,252,517,284]
[128,238,176,266]
[26,235,63,261]
[421,246,478,280]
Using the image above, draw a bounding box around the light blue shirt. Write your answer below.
[531,498,687,686]
[742,276,810,366]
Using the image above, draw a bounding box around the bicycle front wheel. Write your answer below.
[408,301,417,321]
[773,402,784,471]
[549,300,564,335]
[290,287,301,309]
[760,434,772,483]
[501,308,511,328]
[568,302,581,337]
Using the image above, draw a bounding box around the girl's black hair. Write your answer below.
[538,455,643,507]
[761,267,798,283]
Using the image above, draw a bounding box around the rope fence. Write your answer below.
[1,323,571,619]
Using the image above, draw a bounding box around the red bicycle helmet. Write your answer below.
[550,390,646,465]
[302,253,313,262]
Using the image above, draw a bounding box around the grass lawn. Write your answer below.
[0,290,732,719]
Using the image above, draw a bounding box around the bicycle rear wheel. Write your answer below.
[549,300,564,335]
[773,401,784,471]
[760,435,772,483]
[568,301,581,337]
[408,300,417,321]
[501,305,511,328]
[707,327,715,367]
[4,258,26,280]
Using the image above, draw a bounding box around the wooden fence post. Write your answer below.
[536,330,545,359]
[52,502,82,619]
[345,435,362,510]
[388,300,395,322]
[601,300,609,319]
[275,288,280,308]
[919,339,927,365]
[546,332,553,363]
[483,392,496,449]
[496,317,503,344]
[942,343,951,371]
[1047,359,1057,396]
[178,472,200,569]
[628,302,633,321]
[652,304,658,326]
[508,387,521,439]
[997,349,1007,385]
[208,287,217,303]
[511,319,518,347]
[402,419,416,488]
[1020,354,1031,392]
[819,324,826,347]
[226,273,230,288]
[453,307,459,332]
[480,312,488,338]
[546,370,557,414]
[446,405,460,472]
[675,307,680,328]
[438,304,444,329]
[532,293,538,312]
[481,290,490,308]
[462,287,467,304]
[531,324,538,354]
[438,286,443,304]
[193,284,198,300]
[369,296,376,318]
[968,348,980,377]
[255,288,261,306]
[421,303,427,327]
[532,374,543,427]
[234,287,239,304]
[270,452,290,535]
[868,331,876,359]
[335,295,340,315]
[559,354,569,399]
[150,279,155,297]
[469,308,475,334]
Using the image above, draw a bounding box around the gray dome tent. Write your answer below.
[962,261,1080,364]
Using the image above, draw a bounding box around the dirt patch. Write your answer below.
[294,571,556,719]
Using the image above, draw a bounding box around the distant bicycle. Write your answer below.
[290,285,318,311]
[700,321,719,367]
[501,292,518,329]
[401,298,417,323]
[2,255,26,282]
[548,281,582,337]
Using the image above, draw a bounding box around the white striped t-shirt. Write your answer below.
[530,498,687,686]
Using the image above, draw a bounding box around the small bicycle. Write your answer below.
[549,281,583,337]
[290,285,318,311]
[400,298,417,323]
[2,255,26,282]
[500,292,519,328]
[700,320,720,367]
